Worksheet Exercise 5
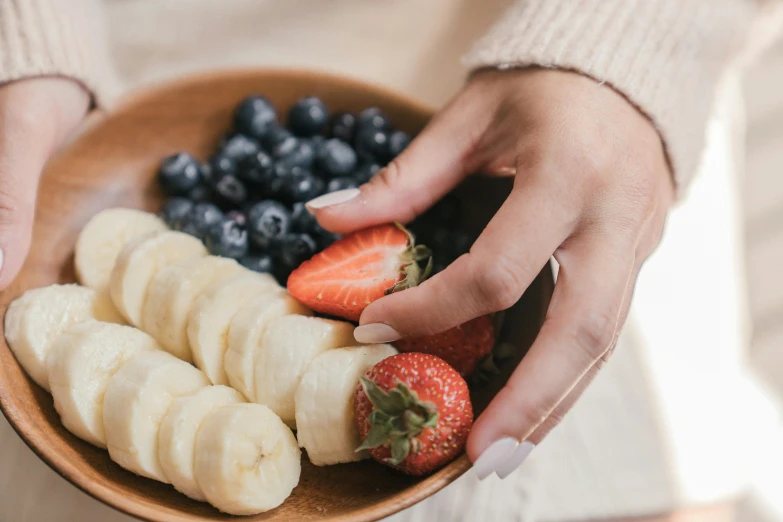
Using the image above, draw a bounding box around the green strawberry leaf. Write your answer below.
[356,423,392,452]
[386,437,412,465]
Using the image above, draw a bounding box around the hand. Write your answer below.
[308,68,674,478]
[0,78,90,289]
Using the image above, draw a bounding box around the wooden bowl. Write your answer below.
[0,70,552,521]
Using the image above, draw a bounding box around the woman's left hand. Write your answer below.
[307,68,674,478]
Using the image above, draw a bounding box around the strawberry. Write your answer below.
[354,352,473,476]
[394,315,495,377]
[287,224,431,321]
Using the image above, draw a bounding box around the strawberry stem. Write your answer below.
[387,222,433,295]
[355,377,439,465]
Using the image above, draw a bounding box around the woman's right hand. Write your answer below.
[0,77,90,289]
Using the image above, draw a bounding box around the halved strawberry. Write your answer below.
[287,224,431,321]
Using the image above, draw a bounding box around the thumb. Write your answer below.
[0,79,89,289]
[306,94,494,234]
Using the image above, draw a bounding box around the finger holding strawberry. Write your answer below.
[353,352,473,476]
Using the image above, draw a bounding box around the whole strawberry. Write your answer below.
[354,352,473,476]
[394,315,495,376]
[287,224,431,321]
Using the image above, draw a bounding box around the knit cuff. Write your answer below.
[464,0,757,193]
[0,0,118,108]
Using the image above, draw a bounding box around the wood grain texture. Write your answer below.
[0,70,552,522]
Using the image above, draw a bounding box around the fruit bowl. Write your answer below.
[0,69,553,522]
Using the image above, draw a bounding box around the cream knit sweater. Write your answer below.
[0,0,780,190]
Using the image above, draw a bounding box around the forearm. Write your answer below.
[465,0,783,194]
[0,0,117,107]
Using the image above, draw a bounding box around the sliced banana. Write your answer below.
[295,344,398,466]
[254,316,357,427]
[225,292,312,401]
[75,208,167,292]
[110,230,207,326]
[142,256,245,362]
[103,350,209,482]
[4,284,124,391]
[158,385,245,501]
[48,320,160,448]
[194,403,301,515]
[188,272,280,385]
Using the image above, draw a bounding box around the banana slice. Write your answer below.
[188,272,280,385]
[295,344,398,466]
[103,350,209,482]
[75,208,167,292]
[4,284,125,391]
[254,316,357,427]
[110,230,207,326]
[158,385,245,501]
[47,320,159,448]
[225,293,312,401]
[194,403,301,515]
[142,256,245,362]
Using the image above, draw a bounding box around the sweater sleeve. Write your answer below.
[0,0,117,107]
[464,0,783,192]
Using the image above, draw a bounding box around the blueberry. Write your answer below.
[316,138,357,177]
[160,197,193,229]
[428,193,461,224]
[238,151,274,185]
[204,218,249,259]
[158,152,201,196]
[209,154,237,181]
[287,96,329,137]
[186,183,212,203]
[212,175,247,209]
[273,233,318,270]
[219,134,261,164]
[354,128,390,162]
[388,130,411,159]
[329,112,357,143]
[327,176,358,193]
[262,126,295,156]
[289,201,315,231]
[226,210,247,227]
[280,171,325,203]
[353,162,381,184]
[234,96,278,140]
[309,135,326,148]
[312,228,341,250]
[247,200,291,250]
[356,107,391,132]
[240,254,274,274]
[277,139,315,169]
[266,162,305,199]
[181,202,224,239]
[429,228,475,263]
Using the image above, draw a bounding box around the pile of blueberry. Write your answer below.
[158,95,412,284]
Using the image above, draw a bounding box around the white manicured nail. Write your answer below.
[472,437,518,480]
[354,323,401,344]
[306,188,360,210]
[495,441,535,479]
[0,248,5,276]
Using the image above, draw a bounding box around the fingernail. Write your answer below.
[306,188,360,210]
[354,323,401,344]
[472,437,518,480]
[495,441,535,479]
